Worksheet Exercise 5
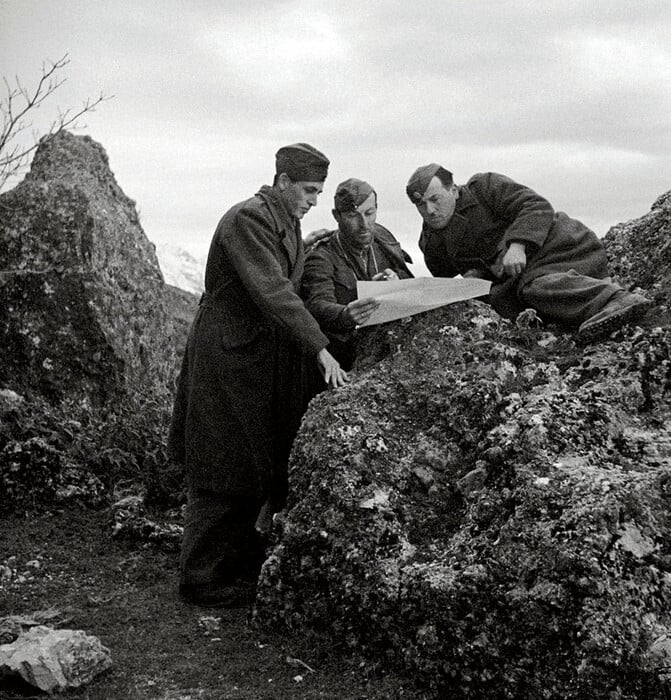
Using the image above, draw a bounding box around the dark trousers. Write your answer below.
[491,270,621,325]
[520,271,619,326]
[179,486,265,590]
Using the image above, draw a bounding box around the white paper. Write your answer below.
[355,277,491,327]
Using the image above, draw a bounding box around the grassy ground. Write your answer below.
[0,507,421,699]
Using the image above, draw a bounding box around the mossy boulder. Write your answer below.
[255,194,671,699]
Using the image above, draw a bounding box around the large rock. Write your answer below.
[255,196,671,698]
[0,625,112,692]
[604,190,671,307]
[0,131,174,404]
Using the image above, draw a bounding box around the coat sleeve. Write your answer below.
[218,207,328,355]
[468,172,555,253]
[301,249,355,334]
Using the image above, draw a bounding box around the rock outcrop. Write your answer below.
[604,190,671,308]
[164,284,198,372]
[0,131,174,405]
[255,194,671,699]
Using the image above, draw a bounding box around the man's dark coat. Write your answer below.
[168,185,328,498]
[419,172,610,318]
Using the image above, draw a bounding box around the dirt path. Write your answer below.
[0,508,419,699]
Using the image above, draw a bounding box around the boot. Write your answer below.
[578,292,651,342]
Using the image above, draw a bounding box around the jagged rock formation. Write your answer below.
[255,193,671,699]
[604,190,671,308]
[0,131,174,405]
[164,284,198,372]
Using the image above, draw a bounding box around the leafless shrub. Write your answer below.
[0,53,112,189]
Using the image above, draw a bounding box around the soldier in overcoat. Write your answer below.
[301,178,413,370]
[406,164,649,340]
[168,143,348,606]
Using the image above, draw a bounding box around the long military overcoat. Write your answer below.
[419,172,610,318]
[168,185,328,498]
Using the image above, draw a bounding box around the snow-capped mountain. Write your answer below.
[155,243,206,296]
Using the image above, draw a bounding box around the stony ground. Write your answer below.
[0,506,423,699]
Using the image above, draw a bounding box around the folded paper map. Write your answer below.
[356,277,491,327]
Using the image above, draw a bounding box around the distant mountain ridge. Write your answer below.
[155,243,206,296]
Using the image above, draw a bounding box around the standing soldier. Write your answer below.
[169,143,347,607]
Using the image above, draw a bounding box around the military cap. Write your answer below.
[333,178,376,212]
[275,142,330,182]
[406,163,453,203]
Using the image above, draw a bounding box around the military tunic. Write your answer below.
[301,223,413,368]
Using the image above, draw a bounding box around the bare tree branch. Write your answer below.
[0,53,113,190]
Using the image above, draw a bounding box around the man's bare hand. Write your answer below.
[303,228,333,250]
[502,242,527,277]
[462,268,487,279]
[317,348,349,388]
[371,268,398,281]
[343,297,380,327]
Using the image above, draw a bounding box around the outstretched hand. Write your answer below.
[371,268,399,281]
[342,297,380,327]
[317,348,349,388]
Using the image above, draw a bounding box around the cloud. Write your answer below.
[1,0,669,271]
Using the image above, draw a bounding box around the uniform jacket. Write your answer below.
[168,185,328,496]
[419,172,610,317]
[301,223,413,342]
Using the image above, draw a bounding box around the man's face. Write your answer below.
[334,192,377,249]
[278,176,324,219]
[415,176,458,229]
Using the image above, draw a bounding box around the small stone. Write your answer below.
[456,467,487,497]
[412,466,435,489]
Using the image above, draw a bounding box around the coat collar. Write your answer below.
[256,184,296,234]
[453,184,478,215]
[256,185,302,269]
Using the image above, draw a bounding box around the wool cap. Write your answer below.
[406,163,453,203]
[333,178,376,212]
[275,143,330,182]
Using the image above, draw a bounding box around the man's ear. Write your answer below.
[276,172,291,191]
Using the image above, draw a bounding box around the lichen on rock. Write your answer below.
[0,131,174,406]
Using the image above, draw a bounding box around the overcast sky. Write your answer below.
[2,0,670,275]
